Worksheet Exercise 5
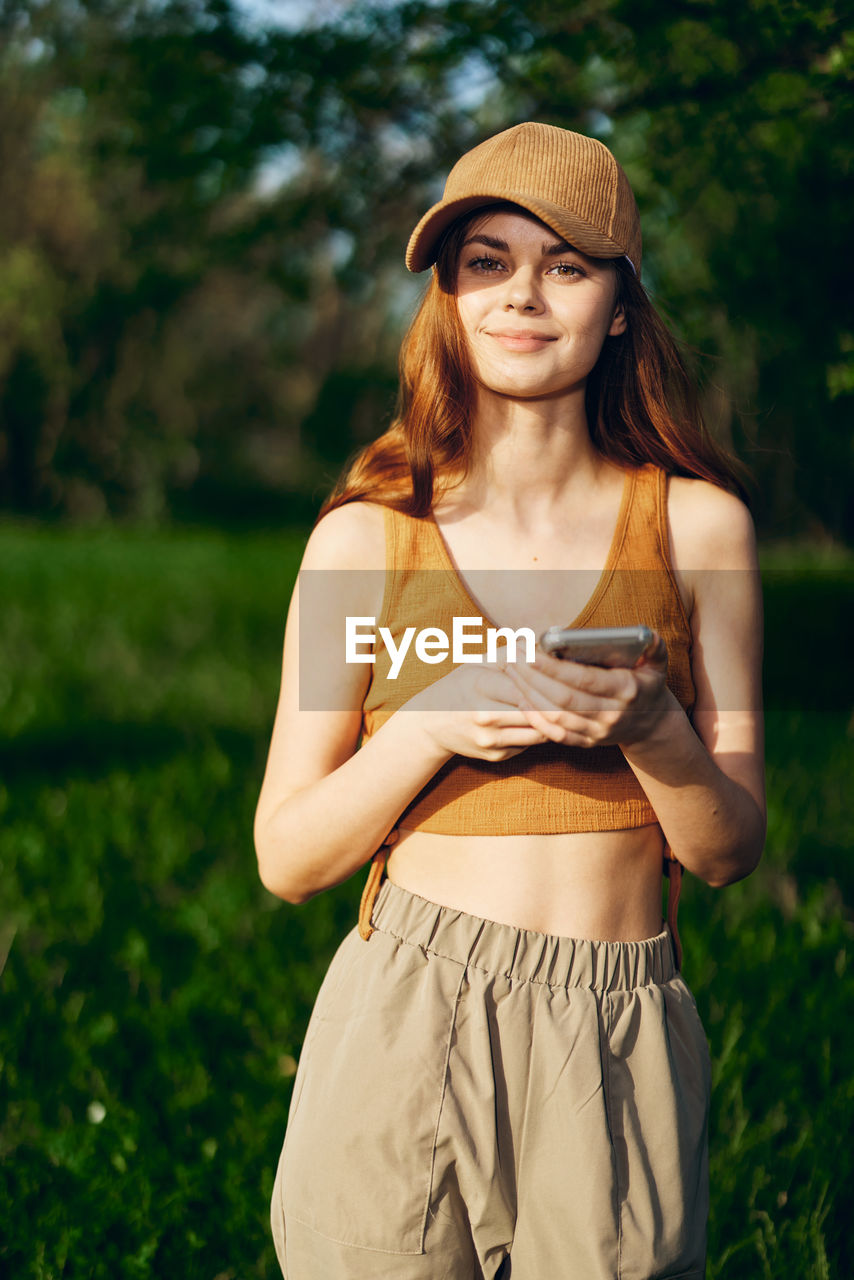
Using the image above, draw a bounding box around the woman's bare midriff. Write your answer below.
[386,824,667,941]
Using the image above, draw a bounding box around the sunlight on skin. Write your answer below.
[455,211,626,405]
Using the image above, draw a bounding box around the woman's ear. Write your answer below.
[608,301,627,337]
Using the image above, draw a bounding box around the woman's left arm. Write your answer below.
[507,480,766,888]
[629,477,766,886]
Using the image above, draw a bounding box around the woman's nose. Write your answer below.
[501,267,544,312]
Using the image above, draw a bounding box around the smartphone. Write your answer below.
[539,625,654,667]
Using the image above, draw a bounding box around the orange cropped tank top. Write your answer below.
[361,463,695,835]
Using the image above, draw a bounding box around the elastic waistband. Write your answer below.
[371,879,677,992]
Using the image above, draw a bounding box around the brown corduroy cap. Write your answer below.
[406,122,642,277]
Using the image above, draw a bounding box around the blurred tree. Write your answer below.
[378,0,854,537]
[0,0,291,518]
[0,0,480,519]
[504,0,854,538]
[0,0,851,535]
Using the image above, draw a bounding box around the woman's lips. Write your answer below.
[486,330,558,351]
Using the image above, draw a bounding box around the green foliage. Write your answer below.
[0,0,476,520]
[0,523,358,1277]
[1,1,851,535]
[451,0,854,537]
[1,526,852,1277]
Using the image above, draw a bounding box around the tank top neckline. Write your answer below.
[422,465,638,633]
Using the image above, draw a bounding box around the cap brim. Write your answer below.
[406,191,636,273]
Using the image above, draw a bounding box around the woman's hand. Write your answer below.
[405,655,552,762]
[503,633,672,749]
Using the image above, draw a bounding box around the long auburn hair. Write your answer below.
[319,205,747,519]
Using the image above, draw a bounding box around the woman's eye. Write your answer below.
[550,261,585,278]
[467,256,505,273]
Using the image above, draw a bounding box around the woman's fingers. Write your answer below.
[515,705,603,747]
[498,638,670,748]
[533,649,637,696]
[638,630,668,672]
[409,641,668,759]
[409,659,553,759]
[465,712,551,759]
[506,653,627,717]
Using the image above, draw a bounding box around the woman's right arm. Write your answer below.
[254,503,545,903]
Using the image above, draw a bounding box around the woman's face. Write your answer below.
[454,209,626,402]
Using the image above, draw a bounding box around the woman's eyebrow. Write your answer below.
[462,233,577,256]
[461,234,511,252]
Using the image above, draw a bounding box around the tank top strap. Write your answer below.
[382,504,448,570]
[377,505,451,636]
[613,464,669,573]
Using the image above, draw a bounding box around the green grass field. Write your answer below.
[1,525,852,1278]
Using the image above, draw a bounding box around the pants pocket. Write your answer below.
[278,928,462,1255]
[604,979,710,1278]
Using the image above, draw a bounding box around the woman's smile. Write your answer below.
[484,328,559,351]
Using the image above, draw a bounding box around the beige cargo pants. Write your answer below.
[271,879,710,1278]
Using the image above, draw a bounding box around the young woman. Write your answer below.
[255,122,765,1280]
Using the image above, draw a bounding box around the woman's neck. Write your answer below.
[455,384,609,518]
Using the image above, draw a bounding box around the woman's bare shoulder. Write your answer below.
[668,476,758,572]
[300,501,388,572]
